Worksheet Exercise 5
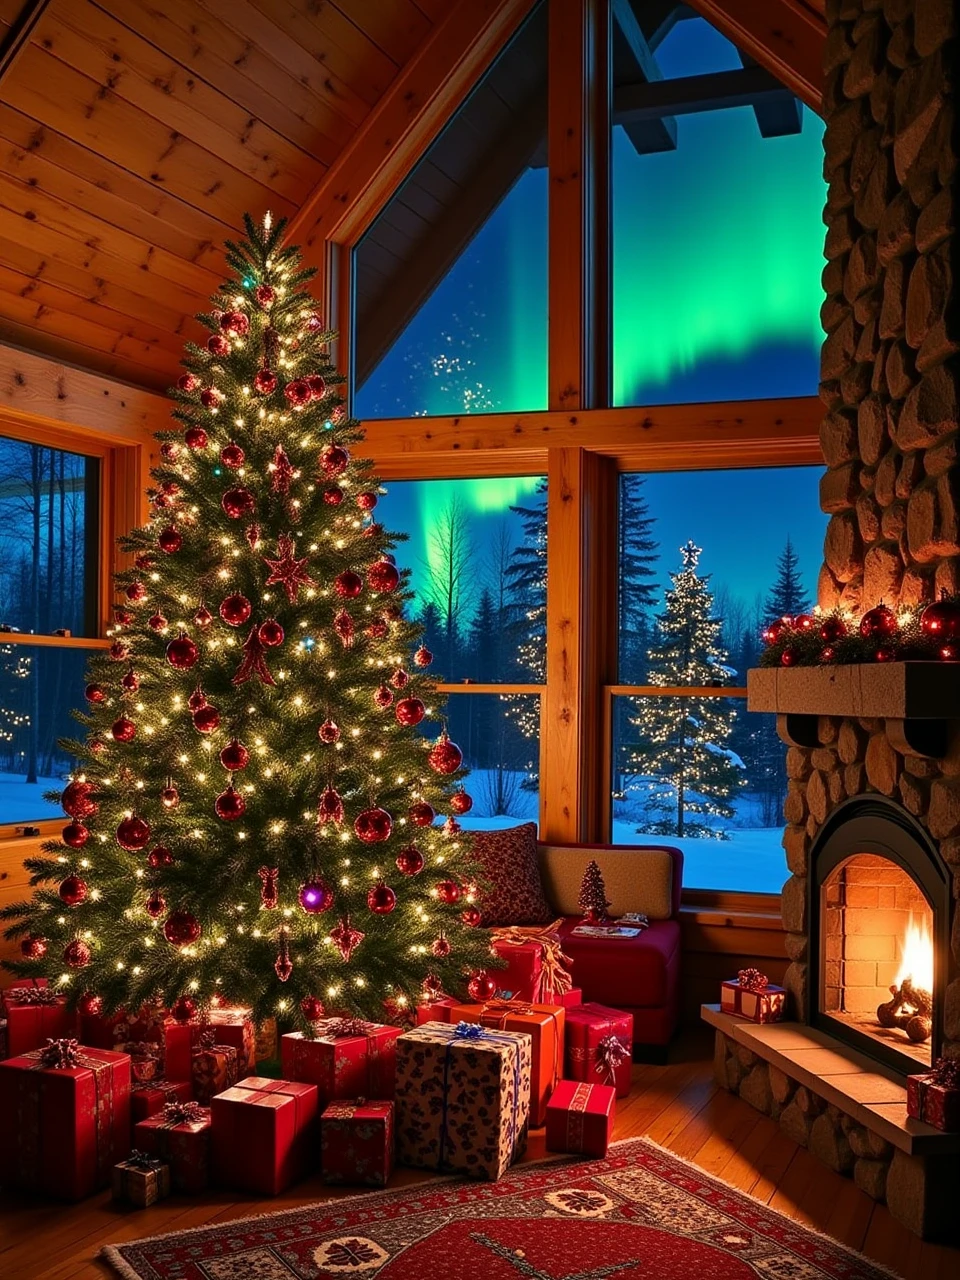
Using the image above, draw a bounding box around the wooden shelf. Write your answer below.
[747,662,960,720]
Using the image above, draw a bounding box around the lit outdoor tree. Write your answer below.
[1,214,492,1030]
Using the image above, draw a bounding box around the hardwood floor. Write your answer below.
[1,1030,957,1279]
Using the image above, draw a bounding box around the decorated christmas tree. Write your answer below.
[629,541,744,839]
[577,860,610,924]
[1,214,492,1031]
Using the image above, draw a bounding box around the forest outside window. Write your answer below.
[0,432,101,827]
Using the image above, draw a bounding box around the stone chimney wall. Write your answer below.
[819,0,958,613]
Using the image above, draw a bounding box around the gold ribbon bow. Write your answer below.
[489,919,574,1003]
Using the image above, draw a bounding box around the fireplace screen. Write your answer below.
[820,853,934,1068]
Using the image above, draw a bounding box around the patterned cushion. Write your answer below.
[472,823,554,927]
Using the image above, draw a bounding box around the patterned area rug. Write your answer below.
[103,1137,900,1280]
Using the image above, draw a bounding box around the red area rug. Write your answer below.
[103,1137,900,1280]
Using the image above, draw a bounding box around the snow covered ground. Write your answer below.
[0,772,63,824]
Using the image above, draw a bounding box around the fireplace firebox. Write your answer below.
[808,797,951,1077]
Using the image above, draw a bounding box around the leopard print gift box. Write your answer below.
[395,1020,532,1182]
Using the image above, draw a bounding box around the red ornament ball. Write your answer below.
[64,939,91,968]
[335,570,363,599]
[414,646,433,668]
[355,806,393,843]
[390,667,409,689]
[450,788,473,815]
[300,995,325,1022]
[361,522,383,539]
[921,597,960,640]
[875,644,897,663]
[161,784,180,810]
[430,935,451,959]
[284,378,312,407]
[177,373,199,393]
[207,334,229,356]
[820,645,837,664]
[367,881,397,913]
[428,734,463,775]
[160,441,178,462]
[374,684,393,709]
[860,603,897,638]
[114,608,134,625]
[461,905,482,927]
[219,593,251,626]
[62,821,89,848]
[253,367,277,395]
[112,716,136,743]
[220,441,245,469]
[409,801,435,827]
[184,425,209,449]
[147,846,174,868]
[367,559,400,593]
[254,284,275,307]
[187,686,208,711]
[307,374,327,400]
[366,619,388,640]
[149,612,167,632]
[126,580,147,602]
[84,681,105,705]
[62,780,96,819]
[109,640,129,661]
[158,526,182,553]
[793,614,816,633]
[395,697,425,727]
[145,890,166,919]
[193,704,221,734]
[258,619,284,647]
[305,313,323,332]
[76,992,101,1016]
[166,633,199,670]
[941,644,959,661]
[318,718,340,744]
[171,996,196,1023]
[117,815,151,850]
[219,310,249,336]
[761,617,791,645]
[467,970,498,1002]
[357,491,378,511]
[215,784,246,821]
[323,486,344,506]
[395,845,424,876]
[819,615,847,643]
[163,910,202,947]
[298,878,335,914]
[435,879,461,905]
[220,738,250,771]
[135,551,155,571]
[221,487,255,519]
[320,445,349,476]
[58,874,87,906]
[194,604,213,628]
[780,647,800,668]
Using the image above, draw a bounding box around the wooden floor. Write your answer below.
[1,1030,958,1280]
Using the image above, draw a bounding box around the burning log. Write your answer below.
[877,978,933,1044]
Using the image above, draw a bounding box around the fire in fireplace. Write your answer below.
[876,915,934,1046]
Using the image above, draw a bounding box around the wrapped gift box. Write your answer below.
[196,1008,256,1075]
[558,987,584,1009]
[907,1062,960,1131]
[448,999,564,1128]
[564,1003,633,1098]
[120,1041,163,1085]
[546,1079,616,1157]
[415,996,460,1026]
[131,1078,193,1124]
[720,974,786,1024]
[255,1017,278,1062]
[135,1101,211,1193]
[4,987,73,1057]
[0,1040,131,1200]
[321,1099,394,1187]
[281,1020,400,1107]
[211,1076,318,1195]
[191,1039,238,1104]
[395,1021,531,1182]
[112,1151,171,1207]
[77,1003,167,1051]
[489,925,574,1005]
[1,977,49,1011]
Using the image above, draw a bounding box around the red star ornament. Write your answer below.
[232,624,277,687]
[263,533,317,604]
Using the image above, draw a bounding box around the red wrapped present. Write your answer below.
[77,1001,167,1051]
[0,1038,131,1200]
[135,1100,211,1193]
[395,1021,532,1181]
[191,1033,238,1104]
[120,1041,163,1084]
[255,1017,277,1061]
[131,1078,193,1124]
[907,1059,960,1131]
[3,985,73,1057]
[195,1007,256,1074]
[77,1007,128,1049]
[490,921,574,1004]
[558,987,584,1009]
[720,969,786,1024]
[211,1076,318,1194]
[159,1019,193,1081]
[1,977,49,1012]
[564,1002,633,1098]
[321,1099,394,1187]
[546,1079,616,1157]
[281,1018,400,1107]
[449,998,564,1128]
[112,1149,171,1207]
[416,996,459,1025]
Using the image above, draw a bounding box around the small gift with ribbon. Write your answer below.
[907,1058,960,1131]
[546,1078,616,1157]
[134,1100,212,1193]
[121,1040,163,1083]
[565,1002,634,1098]
[321,1098,394,1187]
[190,1028,238,1104]
[112,1147,171,1207]
[131,1076,194,1124]
[281,1018,401,1108]
[2,981,73,1057]
[395,1020,532,1181]
[211,1076,319,1195]
[0,1040,131,1200]
[192,1006,257,1074]
[489,919,575,1005]
[721,969,786,1024]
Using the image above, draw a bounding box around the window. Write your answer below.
[611,466,825,891]
[0,433,101,826]
[611,10,825,406]
[353,3,548,420]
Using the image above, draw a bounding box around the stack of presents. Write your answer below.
[0,927,636,1205]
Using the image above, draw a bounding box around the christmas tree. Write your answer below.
[578,860,610,923]
[629,542,744,839]
[763,536,810,621]
[1,214,492,1031]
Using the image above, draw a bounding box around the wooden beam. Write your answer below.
[685,0,825,115]
[0,0,51,83]
[614,64,801,123]
[548,0,611,412]
[612,0,676,155]
[737,52,803,138]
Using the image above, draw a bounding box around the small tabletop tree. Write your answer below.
[578,859,611,924]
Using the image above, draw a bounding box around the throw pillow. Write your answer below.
[472,822,554,926]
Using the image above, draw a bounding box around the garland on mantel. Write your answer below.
[758,595,960,668]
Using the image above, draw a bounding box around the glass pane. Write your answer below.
[354,3,547,419]
[618,467,825,684]
[421,694,539,831]
[384,476,546,682]
[0,644,90,824]
[0,435,98,637]
[612,13,825,405]
[611,695,787,892]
